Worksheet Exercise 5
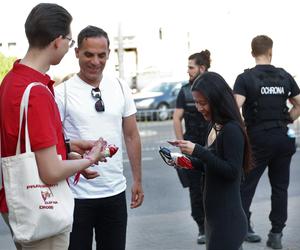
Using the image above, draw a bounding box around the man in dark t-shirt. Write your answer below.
[173,51,210,244]
[234,35,300,249]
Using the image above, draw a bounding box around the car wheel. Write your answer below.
[157,103,169,121]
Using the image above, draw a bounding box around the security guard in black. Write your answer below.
[234,64,300,236]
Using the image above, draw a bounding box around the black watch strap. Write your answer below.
[65,139,71,154]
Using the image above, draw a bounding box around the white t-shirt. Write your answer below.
[55,74,137,199]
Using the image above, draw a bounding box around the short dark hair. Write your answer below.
[25,3,72,49]
[251,35,273,57]
[77,26,110,48]
[189,50,211,71]
[192,72,252,173]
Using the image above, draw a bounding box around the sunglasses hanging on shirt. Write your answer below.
[91,87,105,112]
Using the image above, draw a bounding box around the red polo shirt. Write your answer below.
[0,60,66,213]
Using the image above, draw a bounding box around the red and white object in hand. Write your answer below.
[104,144,119,157]
[171,153,193,170]
[73,145,119,185]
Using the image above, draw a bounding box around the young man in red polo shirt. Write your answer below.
[0,3,107,250]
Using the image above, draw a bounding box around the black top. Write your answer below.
[233,65,300,128]
[191,121,247,250]
[234,65,299,99]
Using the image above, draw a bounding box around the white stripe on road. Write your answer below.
[123,156,153,163]
[139,130,157,137]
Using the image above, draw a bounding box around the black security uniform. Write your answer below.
[234,65,300,233]
[175,82,209,234]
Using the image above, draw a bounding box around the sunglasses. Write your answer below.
[91,87,105,112]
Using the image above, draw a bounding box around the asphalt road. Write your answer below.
[1,120,299,250]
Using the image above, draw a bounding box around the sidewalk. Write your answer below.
[125,196,300,250]
[0,195,299,250]
[1,148,299,250]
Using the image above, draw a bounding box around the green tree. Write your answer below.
[0,52,16,83]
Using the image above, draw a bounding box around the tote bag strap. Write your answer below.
[1,82,46,188]
[15,82,50,155]
[62,81,68,130]
[0,134,2,189]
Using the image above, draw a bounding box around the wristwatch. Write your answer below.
[65,138,71,154]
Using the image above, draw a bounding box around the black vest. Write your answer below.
[182,83,208,145]
[243,68,290,128]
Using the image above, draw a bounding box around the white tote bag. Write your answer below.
[1,82,74,243]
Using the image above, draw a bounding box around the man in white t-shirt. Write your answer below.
[55,25,144,250]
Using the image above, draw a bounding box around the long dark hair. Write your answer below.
[192,72,252,173]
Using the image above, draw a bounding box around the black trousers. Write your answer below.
[68,191,127,250]
[241,127,296,233]
[177,168,205,233]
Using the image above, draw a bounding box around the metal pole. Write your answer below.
[117,22,125,80]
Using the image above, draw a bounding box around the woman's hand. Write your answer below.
[175,140,195,155]
[84,137,108,164]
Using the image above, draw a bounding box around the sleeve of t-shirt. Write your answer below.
[233,73,247,97]
[54,83,65,122]
[176,88,185,109]
[287,73,300,97]
[27,86,58,151]
[119,79,137,118]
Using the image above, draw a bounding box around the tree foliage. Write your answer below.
[0,52,16,83]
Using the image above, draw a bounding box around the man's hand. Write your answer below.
[70,139,96,155]
[81,169,100,179]
[130,182,144,209]
[67,152,82,160]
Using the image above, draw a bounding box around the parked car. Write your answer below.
[133,80,187,121]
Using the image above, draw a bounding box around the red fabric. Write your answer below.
[0,60,66,213]
[108,144,118,157]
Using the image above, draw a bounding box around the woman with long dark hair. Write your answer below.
[175,72,252,250]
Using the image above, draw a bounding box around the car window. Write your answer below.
[172,83,183,96]
[142,82,173,93]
